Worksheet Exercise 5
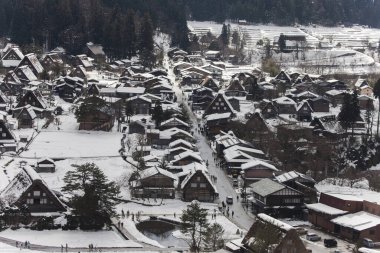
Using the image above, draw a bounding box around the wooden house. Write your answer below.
[358,95,374,110]
[225,78,247,97]
[36,158,56,173]
[242,214,309,253]
[249,178,304,217]
[128,120,146,134]
[275,171,316,203]
[275,71,292,83]
[84,42,106,63]
[13,66,38,83]
[116,87,145,99]
[78,97,115,131]
[359,85,373,97]
[167,147,194,161]
[325,90,347,106]
[159,117,189,131]
[1,47,24,68]
[0,90,9,111]
[16,105,36,129]
[0,165,66,213]
[203,93,235,117]
[241,160,279,185]
[261,102,278,119]
[126,96,151,115]
[168,139,196,151]
[201,64,223,80]
[170,151,203,166]
[70,65,88,80]
[200,76,219,92]
[76,54,93,71]
[54,82,77,102]
[0,120,17,152]
[41,53,64,70]
[204,112,232,135]
[181,168,217,202]
[87,83,100,96]
[18,53,44,77]
[296,100,313,121]
[15,88,47,114]
[131,167,177,199]
[272,96,297,114]
[308,96,330,112]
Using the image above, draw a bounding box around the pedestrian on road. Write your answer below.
[65,243,68,252]
[237,195,239,201]
[232,211,234,217]
[121,222,124,227]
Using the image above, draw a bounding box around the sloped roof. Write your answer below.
[86,42,105,56]
[160,117,189,128]
[24,53,44,73]
[250,178,285,197]
[172,151,202,164]
[169,139,195,149]
[276,170,315,184]
[306,203,347,216]
[331,211,380,231]
[17,105,37,120]
[241,160,278,171]
[180,165,217,193]
[140,167,177,180]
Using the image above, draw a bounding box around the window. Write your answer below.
[200,183,206,188]
[223,107,227,110]
[215,102,219,106]
[197,177,201,181]
[2,133,6,137]
[26,198,33,204]
[267,109,272,112]
[41,198,47,204]
[213,106,216,110]
[27,193,31,196]
[34,191,40,197]
[43,193,46,196]
[191,183,197,188]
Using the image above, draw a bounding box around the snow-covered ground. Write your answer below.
[0,228,142,248]
[20,130,122,159]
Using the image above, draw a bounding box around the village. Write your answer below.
[0,21,379,253]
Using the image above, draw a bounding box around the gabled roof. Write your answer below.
[160,117,189,128]
[21,53,44,74]
[306,203,347,216]
[296,100,314,112]
[276,170,315,184]
[16,105,37,120]
[250,178,286,197]
[1,47,24,61]
[180,165,217,193]
[140,167,177,180]
[16,66,38,82]
[160,128,194,140]
[1,165,66,210]
[273,96,296,105]
[169,139,195,149]
[172,151,202,164]
[241,160,278,171]
[354,78,369,88]
[86,42,105,56]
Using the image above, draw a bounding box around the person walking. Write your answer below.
[232,211,234,217]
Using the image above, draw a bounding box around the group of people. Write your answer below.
[15,241,31,249]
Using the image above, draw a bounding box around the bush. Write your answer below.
[62,215,79,230]
[261,58,280,77]
[31,217,56,231]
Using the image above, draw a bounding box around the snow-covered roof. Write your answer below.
[160,127,194,140]
[205,112,231,121]
[296,100,313,112]
[276,170,315,184]
[325,193,363,201]
[169,139,195,149]
[116,87,145,94]
[306,203,348,216]
[257,213,293,231]
[160,117,189,128]
[139,167,177,180]
[273,96,296,105]
[172,151,203,164]
[180,165,217,193]
[223,145,264,157]
[325,89,346,96]
[331,211,380,231]
[241,160,278,171]
[126,95,151,103]
[249,178,285,197]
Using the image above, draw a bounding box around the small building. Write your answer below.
[16,105,36,129]
[84,42,106,63]
[272,96,297,115]
[241,160,279,185]
[70,65,88,80]
[331,211,380,241]
[126,96,151,115]
[40,53,64,69]
[128,120,146,134]
[0,120,17,152]
[275,171,316,203]
[203,93,235,117]
[159,117,189,131]
[168,139,196,151]
[17,53,44,77]
[249,178,304,217]
[325,90,347,106]
[1,47,24,68]
[36,158,56,173]
[131,167,177,199]
[181,168,217,202]
[308,96,330,112]
[0,165,66,213]
[358,95,374,110]
[306,202,348,232]
[170,151,203,166]
[296,100,313,121]
[13,66,38,83]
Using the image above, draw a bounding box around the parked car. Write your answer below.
[295,227,308,235]
[324,238,337,248]
[226,196,233,205]
[306,233,321,241]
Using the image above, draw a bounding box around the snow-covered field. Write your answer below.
[0,228,142,248]
[20,130,122,159]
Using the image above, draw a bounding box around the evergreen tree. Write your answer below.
[138,13,155,70]
[220,23,229,47]
[374,78,380,137]
[338,91,360,136]
[204,223,225,251]
[152,100,164,127]
[62,163,121,228]
[278,33,286,52]
[125,9,137,58]
[180,201,209,252]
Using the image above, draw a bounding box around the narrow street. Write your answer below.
[165,58,255,231]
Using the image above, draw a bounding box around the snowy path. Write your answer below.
[165,58,255,231]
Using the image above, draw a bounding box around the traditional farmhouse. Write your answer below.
[181,168,217,202]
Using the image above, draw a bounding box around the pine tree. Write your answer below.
[152,100,164,127]
[278,33,286,52]
[138,13,155,70]
[125,9,137,59]
[180,201,209,252]
[62,163,121,228]
[220,24,229,47]
[204,223,225,251]
[374,78,380,137]
[338,91,360,136]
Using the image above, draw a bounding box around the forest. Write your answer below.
[1,0,380,55]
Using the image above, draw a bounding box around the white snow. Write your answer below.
[0,228,142,248]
